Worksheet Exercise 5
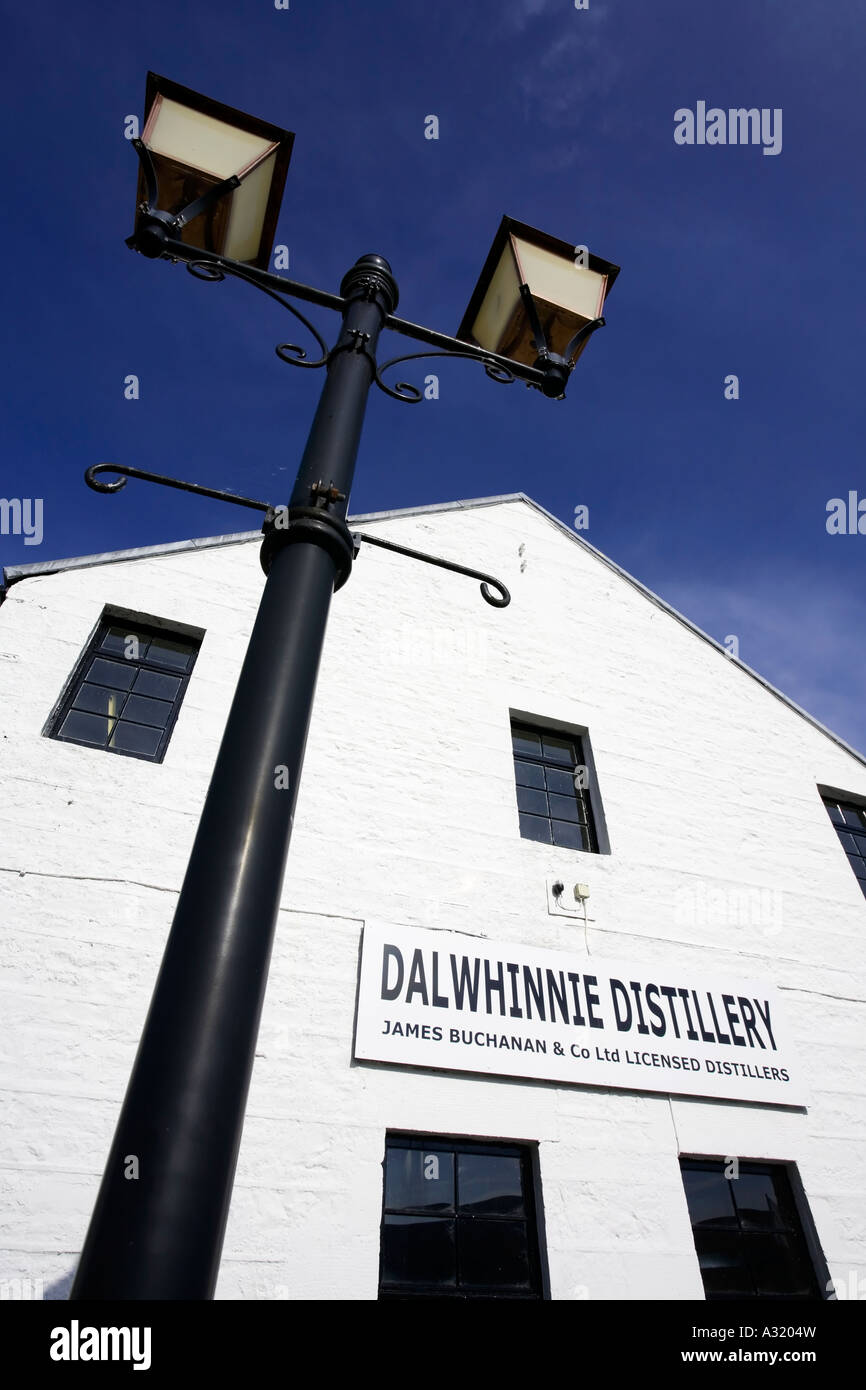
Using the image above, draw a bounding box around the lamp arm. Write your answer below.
[129,230,552,389]
[133,231,348,315]
[185,258,330,368]
[373,349,519,403]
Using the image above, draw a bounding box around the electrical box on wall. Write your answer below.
[546,876,590,917]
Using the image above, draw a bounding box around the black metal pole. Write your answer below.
[69,254,398,1300]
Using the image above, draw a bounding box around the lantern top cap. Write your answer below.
[143,71,295,155]
[457,214,620,345]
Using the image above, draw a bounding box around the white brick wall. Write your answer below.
[1,496,864,1300]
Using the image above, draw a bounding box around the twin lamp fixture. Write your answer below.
[131,72,618,391]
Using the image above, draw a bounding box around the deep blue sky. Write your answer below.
[2,0,864,752]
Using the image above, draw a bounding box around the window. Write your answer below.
[47,616,200,763]
[511,721,598,850]
[379,1135,545,1299]
[680,1159,822,1300]
[822,796,866,899]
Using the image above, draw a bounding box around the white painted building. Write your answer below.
[1,493,864,1302]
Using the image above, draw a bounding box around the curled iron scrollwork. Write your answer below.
[374,350,517,403]
[185,259,330,369]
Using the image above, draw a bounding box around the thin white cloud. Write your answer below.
[503,0,561,34]
[502,2,621,165]
[657,569,866,757]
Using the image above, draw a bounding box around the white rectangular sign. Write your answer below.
[353,923,804,1107]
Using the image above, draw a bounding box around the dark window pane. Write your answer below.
[683,1162,821,1301]
[747,1234,816,1298]
[824,800,866,896]
[546,767,577,796]
[58,709,115,747]
[682,1167,737,1229]
[72,683,128,718]
[733,1173,782,1230]
[381,1216,455,1287]
[519,814,551,844]
[458,1154,524,1216]
[511,729,541,759]
[109,722,162,756]
[122,694,173,729]
[459,1219,531,1288]
[86,657,137,691]
[552,819,587,850]
[548,791,580,823]
[511,724,598,858]
[541,735,576,766]
[384,1149,454,1213]
[693,1230,753,1298]
[517,785,548,817]
[49,620,199,763]
[514,759,545,789]
[147,635,194,670]
[100,627,151,659]
[133,668,182,701]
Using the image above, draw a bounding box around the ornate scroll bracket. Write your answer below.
[185,259,331,370]
[374,349,516,403]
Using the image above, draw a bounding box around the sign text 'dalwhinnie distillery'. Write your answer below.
[353,923,803,1106]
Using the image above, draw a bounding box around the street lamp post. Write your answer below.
[69,73,617,1300]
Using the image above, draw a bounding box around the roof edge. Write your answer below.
[0,495,527,593]
[2,492,864,769]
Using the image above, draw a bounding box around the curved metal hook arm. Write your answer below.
[353,530,511,608]
[131,142,241,236]
[85,463,272,513]
[173,175,241,230]
[519,282,549,357]
[185,259,331,369]
[374,349,517,403]
[562,315,606,363]
[131,138,158,209]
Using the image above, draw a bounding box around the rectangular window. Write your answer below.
[511,720,598,851]
[46,616,201,763]
[379,1134,545,1300]
[822,795,866,899]
[680,1158,823,1300]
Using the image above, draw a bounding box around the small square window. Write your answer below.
[379,1135,544,1300]
[511,720,599,852]
[47,615,201,764]
[680,1158,822,1301]
[822,795,866,900]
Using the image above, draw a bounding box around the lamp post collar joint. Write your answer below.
[340,254,399,316]
[260,504,355,590]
